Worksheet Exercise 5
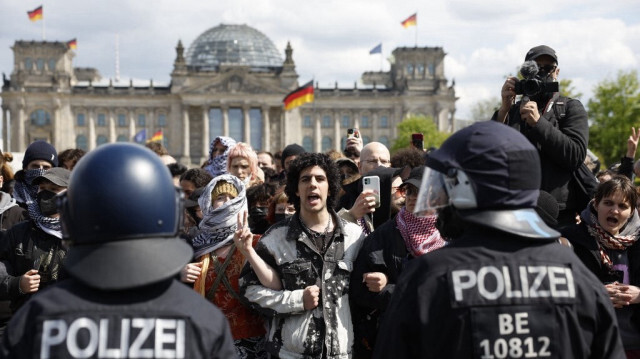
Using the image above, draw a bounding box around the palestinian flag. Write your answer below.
[401,13,417,28]
[27,6,43,22]
[283,81,314,111]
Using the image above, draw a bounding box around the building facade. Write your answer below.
[1,24,457,165]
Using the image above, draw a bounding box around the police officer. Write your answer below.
[0,143,237,359]
[373,121,624,358]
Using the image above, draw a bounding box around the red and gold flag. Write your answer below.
[401,13,417,28]
[283,81,314,111]
[67,39,77,50]
[148,130,163,142]
[27,6,43,22]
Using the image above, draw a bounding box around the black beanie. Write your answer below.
[281,144,306,168]
[23,140,58,168]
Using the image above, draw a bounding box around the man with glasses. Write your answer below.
[492,45,589,228]
[350,166,445,358]
[359,142,391,175]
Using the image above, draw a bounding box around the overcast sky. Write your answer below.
[1,0,639,121]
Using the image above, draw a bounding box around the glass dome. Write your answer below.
[186,24,283,71]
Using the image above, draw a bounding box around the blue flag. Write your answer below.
[369,43,382,55]
[133,129,146,143]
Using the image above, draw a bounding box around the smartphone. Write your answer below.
[412,133,424,150]
[347,128,360,139]
[362,175,381,208]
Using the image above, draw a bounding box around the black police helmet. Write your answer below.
[60,143,192,290]
[423,121,559,239]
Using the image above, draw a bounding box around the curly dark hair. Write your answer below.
[285,152,341,212]
[179,168,213,188]
[391,147,426,168]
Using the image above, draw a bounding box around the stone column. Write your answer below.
[128,108,136,140]
[181,108,190,164]
[243,105,251,146]
[333,110,341,151]
[372,111,379,143]
[222,105,229,137]
[1,106,8,151]
[16,100,26,152]
[201,105,210,165]
[262,106,270,152]
[88,109,96,151]
[314,113,321,153]
[108,110,116,143]
[354,111,360,129]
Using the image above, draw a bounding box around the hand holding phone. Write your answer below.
[362,176,381,208]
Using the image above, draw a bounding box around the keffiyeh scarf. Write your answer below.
[27,199,62,239]
[13,168,46,205]
[203,136,236,178]
[396,207,445,257]
[189,174,247,258]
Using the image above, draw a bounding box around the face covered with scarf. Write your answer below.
[203,136,236,178]
[189,174,247,258]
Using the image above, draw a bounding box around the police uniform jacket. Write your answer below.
[0,278,237,359]
[373,226,624,359]
[491,95,588,215]
[0,220,66,312]
[239,211,364,359]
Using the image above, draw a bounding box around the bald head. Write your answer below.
[359,142,391,174]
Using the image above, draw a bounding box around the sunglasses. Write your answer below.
[399,185,419,197]
[538,64,557,73]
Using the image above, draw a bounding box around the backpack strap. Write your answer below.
[552,94,570,120]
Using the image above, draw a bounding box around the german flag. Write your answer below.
[401,13,417,28]
[283,81,314,111]
[148,130,163,142]
[67,39,77,50]
[27,6,43,22]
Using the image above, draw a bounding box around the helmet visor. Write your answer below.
[414,167,450,216]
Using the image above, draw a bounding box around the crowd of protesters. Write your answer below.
[0,44,638,359]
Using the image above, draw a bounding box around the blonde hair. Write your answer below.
[227,142,259,180]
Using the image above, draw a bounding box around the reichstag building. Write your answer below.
[1,24,457,165]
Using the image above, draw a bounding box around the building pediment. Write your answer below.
[181,72,285,95]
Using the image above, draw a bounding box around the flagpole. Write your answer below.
[42,13,45,40]
[414,13,418,46]
[379,52,383,72]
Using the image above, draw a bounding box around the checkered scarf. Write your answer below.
[13,168,46,205]
[396,207,445,257]
[203,136,236,178]
[189,175,247,258]
[27,198,62,239]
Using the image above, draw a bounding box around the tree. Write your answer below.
[391,115,449,153]
[559,79,582,100]
[588,70,640,166]
[470,96,501,122]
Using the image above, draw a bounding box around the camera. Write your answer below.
[514,76,559,97]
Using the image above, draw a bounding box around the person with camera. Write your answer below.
[492,45,589,228]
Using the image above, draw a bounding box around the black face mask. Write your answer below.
[37,190,59,216]
[274,213,293,223]
[249,206,270,234]
[436,206,466,241]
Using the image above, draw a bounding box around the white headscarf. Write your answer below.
[189,174,247,258]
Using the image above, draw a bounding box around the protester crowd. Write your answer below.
[0,44,637,359]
